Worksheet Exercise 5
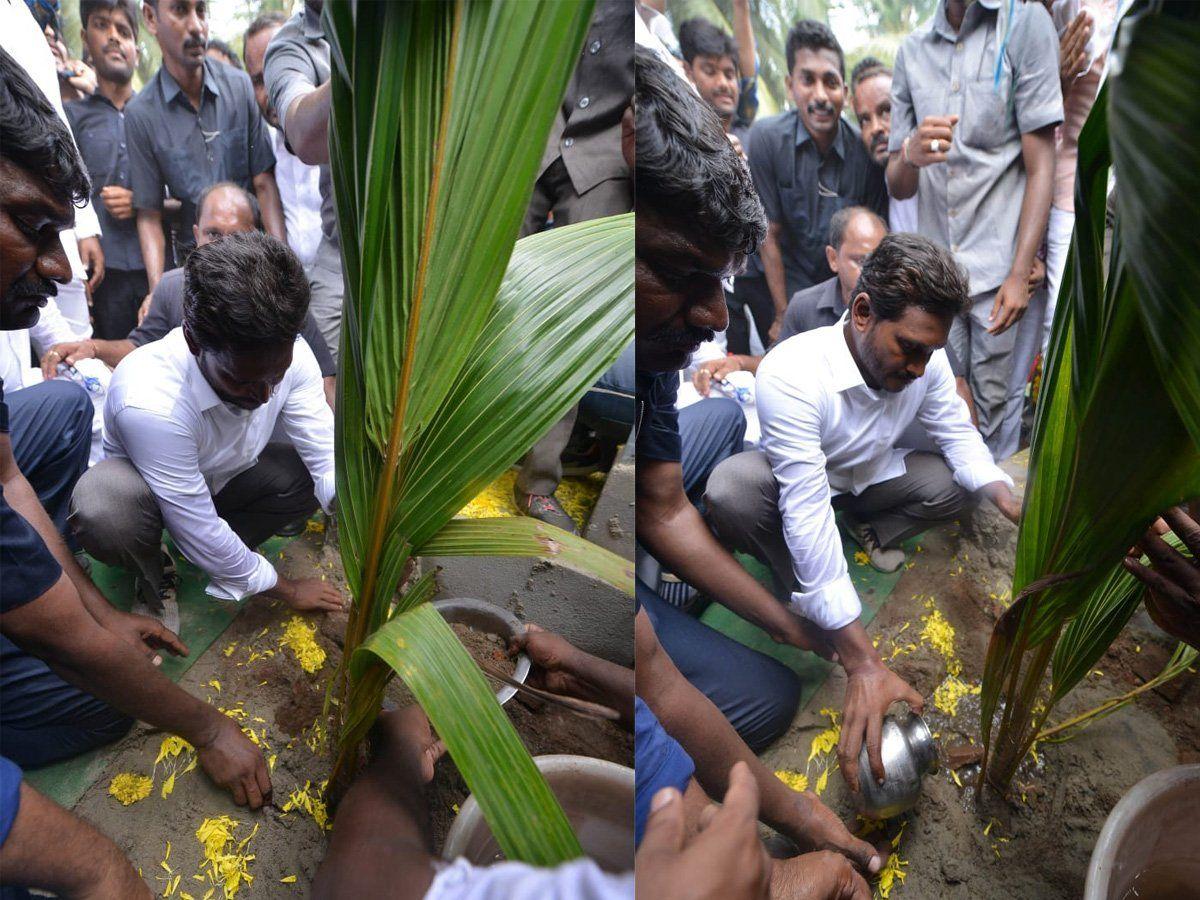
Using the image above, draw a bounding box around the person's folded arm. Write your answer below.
[111,407,278,601]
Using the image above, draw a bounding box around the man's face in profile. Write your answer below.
[0,159,74,331]
[636,206,735,373]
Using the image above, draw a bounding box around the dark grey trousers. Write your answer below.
[69,443,318,603]
[704,449,967,596]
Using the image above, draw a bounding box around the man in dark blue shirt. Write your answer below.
[65,0,144,339]
[634,46,923,804]
[735,20,887,350]
[126,0,284,314]
[0,46,269,807]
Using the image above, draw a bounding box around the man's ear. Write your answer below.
[825,244,838,274]
[142,2,158,38]
[850,292,873,330]
[182,322,199,356]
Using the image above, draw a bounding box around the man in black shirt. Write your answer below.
[735,20,887,350]
[65,0,144,339]
[635,47,924,797]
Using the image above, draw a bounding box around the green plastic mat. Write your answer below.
[24,537,290,807]
[699,533,919,711]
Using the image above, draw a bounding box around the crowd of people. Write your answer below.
[2,0,1199,898]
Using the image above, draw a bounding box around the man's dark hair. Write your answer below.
[80,0,139,38]
[828,206,886,251]
[207,37,242,69]
[855,234,968,321]
[0,48,90,208]
[677,18,738,69]
[785,19,844,79]
[183,231,309,352]
[245,11,287,43]
[635,47,765,258]
[851,56,890,92]
[196,180,262,230]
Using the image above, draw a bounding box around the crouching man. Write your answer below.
[70,231,345,625]
[707,233,1020,586]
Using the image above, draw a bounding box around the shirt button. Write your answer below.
[564,137,575,148]
[951,80,960,92]
[949,207,958,217]
[120,142,126,149]
[951,243,960,252]
[579,96,590,109]
[589,40,601,54]
[956,42,964,52]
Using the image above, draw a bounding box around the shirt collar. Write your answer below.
[185,351,224,413]
[825,312,867,393]
[794,112,846,160]
[817,276,844,313]
[933,0,1000,41]
[303,3,325,40]
[159,58,219,107]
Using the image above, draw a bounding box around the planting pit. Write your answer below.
[67,527,631,897]
[760,505,1200,899]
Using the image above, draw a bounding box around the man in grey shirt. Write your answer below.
[886,0,1061,459]
[126,0,285,314]
[263,0,343,363]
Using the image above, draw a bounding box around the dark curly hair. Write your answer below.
[0,48,91,209]
[183,231,310,353]
[855,233,969,322]
[634,46,765,258]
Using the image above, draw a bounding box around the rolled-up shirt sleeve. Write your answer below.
[280,340,335,511]
[887,42,916,153]
[917,351,1013,492]
[111,406,278,601]
[264,38,319,138]
[125,105,164,212]
[756,371,862,632]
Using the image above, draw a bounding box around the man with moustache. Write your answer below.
[64,0,144,340]
[849,58,918,236]
[736,20,886,349]
[125,0,285,318]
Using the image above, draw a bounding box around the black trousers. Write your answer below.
[90,267,148,340]
[728,275,776,355]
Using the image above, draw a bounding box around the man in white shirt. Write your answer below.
[69,231,345,627]
[706,234,1020,632]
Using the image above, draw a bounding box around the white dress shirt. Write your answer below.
[425,858,631,900]
[269,126,323,267]
[755,318,1011,631]
[102,328,335,601]
[888,191,918,235]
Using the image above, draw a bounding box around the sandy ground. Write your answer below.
[761,497,1200,899]
[71,531,632,898]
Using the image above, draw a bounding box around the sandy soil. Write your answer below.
[72,530,632,898]
[761,501,1200,900]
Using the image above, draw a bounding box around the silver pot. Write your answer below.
[856,713,939,819]
[432,598,531,707]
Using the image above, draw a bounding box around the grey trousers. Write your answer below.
[948,288,1046,462]
[704,449,967,596]
[69,444,318,604]
[306,234,345,366]
[515,161,632,496]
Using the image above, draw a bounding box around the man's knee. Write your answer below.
[704,396,747,451]
[915,456,969,520]
[705,450,774,537]
[70,458,158,549]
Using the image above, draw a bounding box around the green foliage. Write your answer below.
[978,1,1200,793]
[325,0,633,862]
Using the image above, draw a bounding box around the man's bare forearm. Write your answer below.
[0,438,115,628]
[732,0,756,87]
[637,482,801,644]
[135,209,166,289]
[760,227,789,316]
[285,83,332,166]
[1009,127,1056,280]
[886,150,918,200]
[253,170,287,242]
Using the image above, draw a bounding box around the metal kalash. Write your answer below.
[856,713,940,819]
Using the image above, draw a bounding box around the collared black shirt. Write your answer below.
[65,92,143,272]
[635,371,681,463]
[746,111,887,297]
[125,58,275,258]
